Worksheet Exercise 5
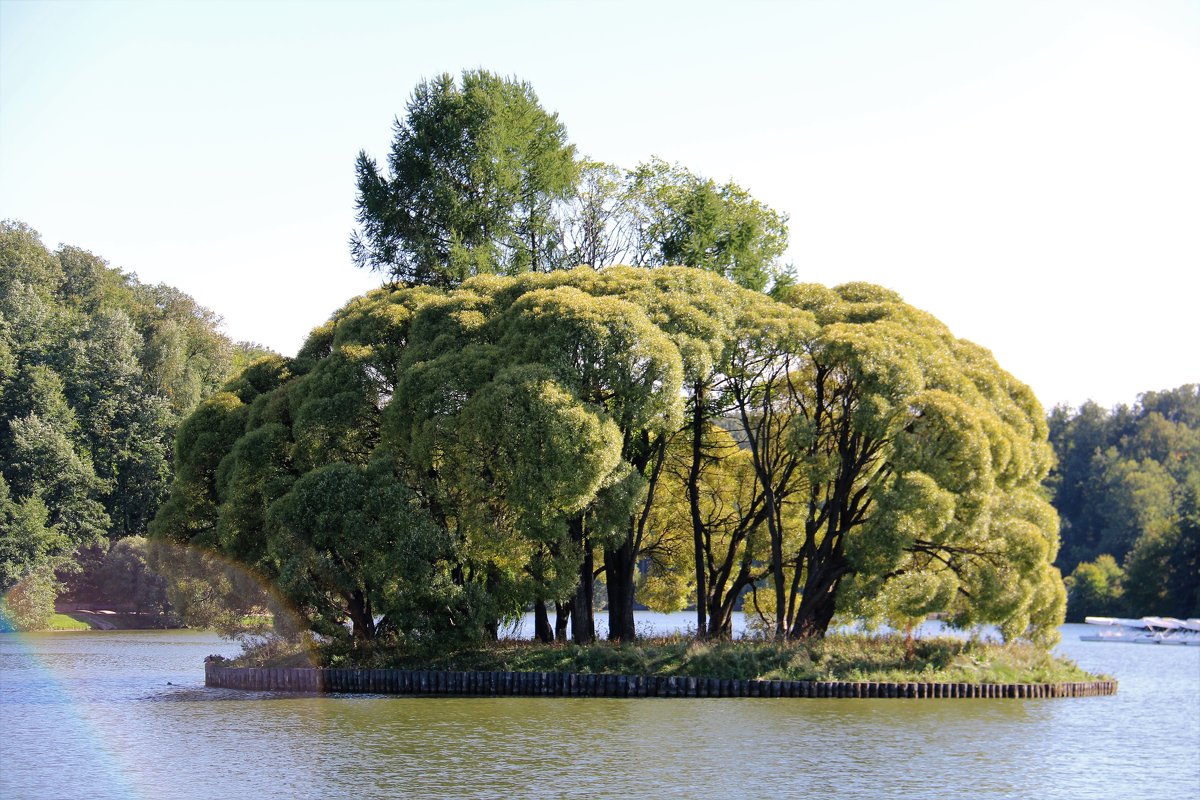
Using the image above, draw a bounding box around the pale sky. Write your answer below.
[1,0,1196,411]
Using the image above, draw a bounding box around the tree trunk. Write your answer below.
[604,533,638,642]
[791,594,838,638]
[554,599,571,642]
[707,565,754,639]
[601,432,666,644]
[735,381,787,640]
[790,564,845,638]
[707,598,734,639]
[346,589,374,642]
[764,484,786,639]
[569,516,595,644]
[533,598,553,643]
[687,381,709,638]
[484,565,502,641]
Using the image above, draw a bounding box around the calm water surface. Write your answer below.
[1,622,1197,800]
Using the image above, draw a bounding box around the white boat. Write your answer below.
[1082,616,1200,645]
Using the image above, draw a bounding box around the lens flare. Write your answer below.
[1,541,322,798]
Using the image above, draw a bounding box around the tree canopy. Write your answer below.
[153,266,1065,647]
[635,280,1064,643]
[625,158,790,291]
[351,72,791,293]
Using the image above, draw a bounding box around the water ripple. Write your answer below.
[2,626,1197,800]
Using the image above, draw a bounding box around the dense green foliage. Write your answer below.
[351,71,790,292]
[1048,386,1200,618]
[352,70,579,286]
[641,280,1064,644]
[1062,554,1124,621]
[154,265,1064,649]
[624,158,790,291]
[0,220,267,625]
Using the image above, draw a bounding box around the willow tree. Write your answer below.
[616,268,782,637]
[528,266,767,640]
[154,270,677,644]
[638,280,1064,643]
[152,296,470,644]
[384,304,632,643]
[155,267,1065,648]
[381,267,691,643]
[640,423,772,638]
[750,283,1065,641]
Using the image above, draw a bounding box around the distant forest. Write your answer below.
[1049,387,1200,620]
[0,220,271,628]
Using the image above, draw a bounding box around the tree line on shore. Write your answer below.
[0,219,269,629]
[1050,387,1199,620]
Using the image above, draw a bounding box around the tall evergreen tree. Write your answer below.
[351,70,579,287]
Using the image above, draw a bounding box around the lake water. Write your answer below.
[1,622,1197,800]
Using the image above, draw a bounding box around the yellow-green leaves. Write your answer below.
[157,264,1066,646]
[761,280,1063,641]
[451,365,623,525]
[500,285,684,436]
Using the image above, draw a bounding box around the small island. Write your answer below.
[9,71,1193,701]
[152,72,1105,698]
[205,632,1114,699]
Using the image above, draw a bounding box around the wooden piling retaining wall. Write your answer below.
[203,660,1116,699]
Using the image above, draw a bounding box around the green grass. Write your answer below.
[296,634,1103,685]
[46,613,93,631]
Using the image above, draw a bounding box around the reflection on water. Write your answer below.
[1,626,1197,799]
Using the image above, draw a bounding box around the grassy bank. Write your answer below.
[266,634,1102,685]
[47,613,93,631]
[0,613,93,632]
[6,612,182,632]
